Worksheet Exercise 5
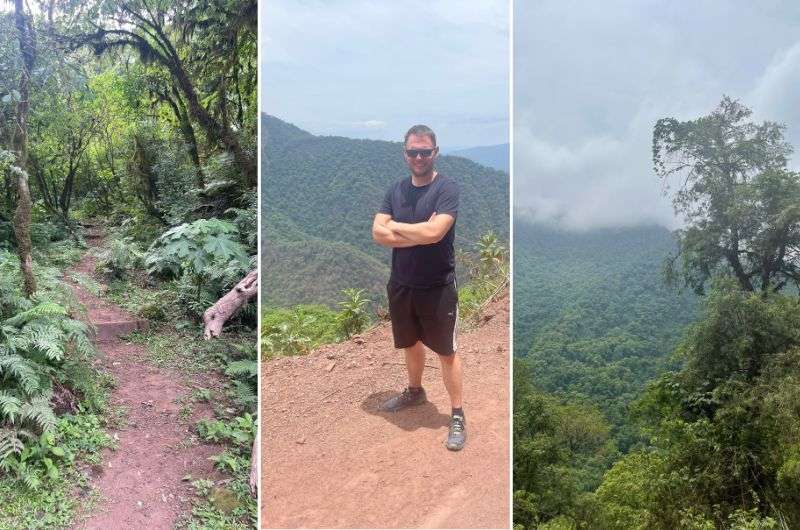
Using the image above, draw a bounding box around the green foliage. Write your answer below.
[589,284,800,529]
[189,413,257,528]
[261,114,509,307]
[337,288,371,339]
[0,277,97,469]
[261,305,341,359]
[3,2,257,525]
[513,224,698,528]
[226,189,258,254]
[0,412,113,528]
[197,413,256,450]
[514,224,697,452]
[654,97,800,295]
[94,233,144,280]
[223,343,257,411]
[458,231,509,321]
[146,218,248,278]
[145,219,252,319]
[513,374,616,529]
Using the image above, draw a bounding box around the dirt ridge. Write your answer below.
[261,293,510,529]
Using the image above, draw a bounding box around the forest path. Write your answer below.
[66,228,219,530]
[261,293,510,529]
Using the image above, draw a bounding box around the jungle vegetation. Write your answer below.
[514,98,800,529]
[1,0,257,526]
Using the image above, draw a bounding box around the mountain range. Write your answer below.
[261,115,509,307]
[447,143,509,173]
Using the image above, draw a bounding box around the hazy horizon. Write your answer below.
[260,1,509,149]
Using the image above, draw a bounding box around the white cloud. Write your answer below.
[260,0,508,147]
[514,0,800,230]
[750,41,800,158]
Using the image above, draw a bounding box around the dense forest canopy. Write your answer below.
[514,98,800,529]
[2,0,256,232]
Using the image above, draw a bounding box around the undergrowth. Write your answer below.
[262,231,509,360]
[91,225,258,528]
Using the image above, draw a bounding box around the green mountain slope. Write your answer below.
[261,115,509,307]
[514,222,698,447]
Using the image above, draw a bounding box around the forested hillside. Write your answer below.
[514,98,800,529]
[261,114,509,307]
[514,223,697,446]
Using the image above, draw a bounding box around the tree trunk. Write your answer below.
[202,269,258,339]
[13,0,37,297]
[163,86,204,188]
[250,430,258,498]
[167,59,255,188]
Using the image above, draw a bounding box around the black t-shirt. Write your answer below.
[379,174,459,288]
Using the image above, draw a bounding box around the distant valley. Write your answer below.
[514,222,698,447]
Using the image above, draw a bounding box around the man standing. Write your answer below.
[372,124,465,451]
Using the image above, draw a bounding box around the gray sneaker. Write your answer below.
[446,414,466,451]
[380,387,426,412]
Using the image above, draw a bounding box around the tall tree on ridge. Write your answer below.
[653,96,800,295]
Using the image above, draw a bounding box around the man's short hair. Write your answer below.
[404,125,437,147]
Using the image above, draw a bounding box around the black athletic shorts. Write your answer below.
[386,280,458,356]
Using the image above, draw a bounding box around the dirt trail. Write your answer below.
[67,228,219,530]
[261,294,510,529]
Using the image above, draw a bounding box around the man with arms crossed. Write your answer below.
[372,124,465,451]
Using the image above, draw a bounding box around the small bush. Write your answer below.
[261,305,341,359]
[95,234,144,280]
[337,288,371,339]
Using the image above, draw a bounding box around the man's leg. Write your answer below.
[405,341,426,388]
[438,352,462,409]
[380,341,428,412]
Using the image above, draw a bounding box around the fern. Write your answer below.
[224,359,257,378]
[0,428,28,463]
[0,354,41,395]
[20,394,57,433]
[0,272,99,476]
[4,303,67,327]
[0,392,22,422]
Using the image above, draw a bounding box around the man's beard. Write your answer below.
[411,164,434,178]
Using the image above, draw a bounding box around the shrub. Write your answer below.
[337,288,371,339]
[145,218,248,279]
[94,234,144,280]
[145,219,251,319]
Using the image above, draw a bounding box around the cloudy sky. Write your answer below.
[260,1,508,149]
[515,1,800,230]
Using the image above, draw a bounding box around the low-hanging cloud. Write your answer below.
[515,0,800,231]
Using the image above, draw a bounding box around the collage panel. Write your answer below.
[259,1,510,528]
[513,2,800,529]
[0,1,258,529]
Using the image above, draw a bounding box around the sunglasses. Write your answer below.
[405,148,436,158]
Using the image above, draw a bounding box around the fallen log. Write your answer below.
[201,268,259,497]
[202,268,258,339]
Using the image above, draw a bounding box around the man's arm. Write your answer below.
[372,213,418,248]
[387,213,455,245]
